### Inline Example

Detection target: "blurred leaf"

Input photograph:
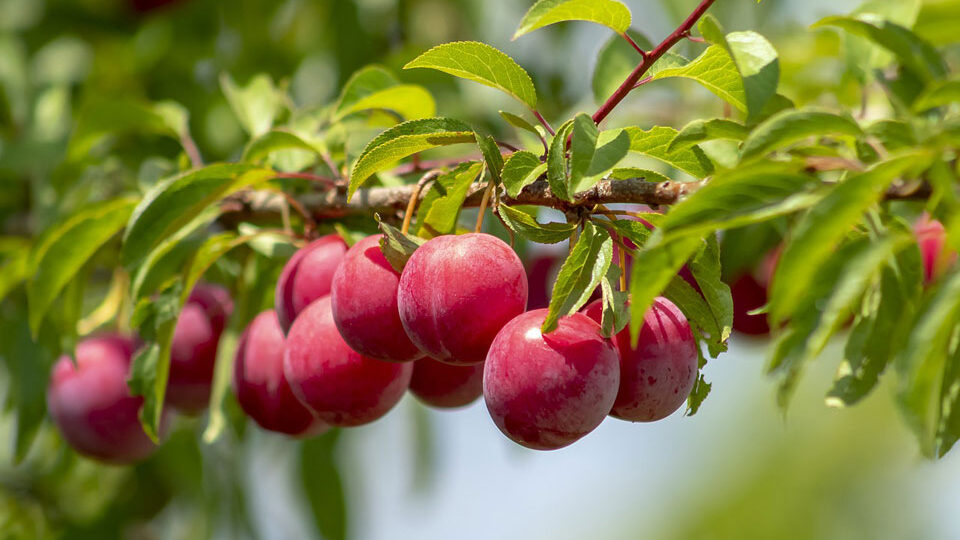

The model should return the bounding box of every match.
[591,29,658,103]
[499,111,543,140]
[669,118,749,152]
[501,151,545,197]
[417,161,483,236]
[912,79,960,112]
[866,119,917,150]
[769,154,928,325]
[335,84,436,122]
[915,0,960,46]
[498,203,577,244]
[220,73,284,138]
[628,235,701,347]
[377,218,425,272]
[542,221,613,333]
[514,0,631,39]
[121,164,273,269]
[243,129,325,163]
[27,197,137,337]
[67,98,179,161]
[404,41,538,108]
[623,126,714,178]
[653,46,748,113]
[336,65,399,116]
[740,109,863,160]
[663,274,725,357]
[0,237,29,304]
[547,119,575,201]
[202,329,239,444]
[301,432,348,540]
[688,234,733,345]
[349,118,475,198]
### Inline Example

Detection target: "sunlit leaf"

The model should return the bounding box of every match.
[542,221,613,333]
[498,203,577,244]
[514,0,632,39]
[623,126,714,178]
[740,109,863,160]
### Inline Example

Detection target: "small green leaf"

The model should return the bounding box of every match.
[336,65,398,114]
[417,162,484,236]
[349,118,476,198]
[687,373,712,416]
[739,109,863,161]
[598,265,629,337]
[669,118,749,151]
[502,151,546,198]
[542,221,613,333]
[220,73,284,138]
[514,0,632,39]
[403,41,538,108]
[130,207,218,302]
[28,197,137,337]
[0,238,30,305]
[243,129,326,163]
[121,164,273,269]
[547,119,575,202]
[913,79,960,112]
[301,433,349,540]
[628,235,702,347]
[499,111,544,139]
[653,46,748,113]
[570,113,599,193]
[591,30,667,103]
[623,126,714,178]
[663,275,724,358]
[609,167,671,184]
[377,217,426,272]
[475,133,504,184]
[498,204,578,244]
[608,218,653,248]
[334,84,436,121]
[688,234,733,346]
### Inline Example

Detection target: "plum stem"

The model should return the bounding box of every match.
[474,170,496,233]
[402,170,442,234]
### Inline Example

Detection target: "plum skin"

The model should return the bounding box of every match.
[397,233,528,365]
[583,297,697,422]
[331,235,423,362]
[275,234,348,333]
[483,310,620,450]
[283,296,413,427]
[915,215,957,285]
[233,310,328,437]
[409,358,483,409]
[47,335,165,464]
[166,282,233,412]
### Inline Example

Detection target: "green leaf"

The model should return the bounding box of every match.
[609,167,671,184]
[301,432,348,540]
[498,204,578,244]
[334,84,436,121]
[502,150,546,198]
[475,133,504,184]
[27,197,137,337]
[417,162,483,236]
[243,129,325,163]
[913,79,960,112]
[349,118,476,198]
[542,221,613,333]
[377,217,426,273]
[653,46,748,113]
[201,330,239,444]
[499,111,543,139]
[514,0,632,39]
[121,164,273,269]
[547,119,575,202]
[669,118,749,152]
[591,30,670,103]
[220,73,284,138]
[739,109,863,161]
[570,119,630,194]
[336,65,398,114]
[598,265,629,337]
[897,269,960,458]
[0,238,30,305]
[687,234,733,346]
[608,218,653,248]
[687,373,712,416]
[623,126,714,178]
[769,154,929,324]
[67,98,180,161]
[698,19,780,120]
[815,14,945,81]
[659,163,818,239]
[628,235,702,347]
[403,41,538,108]
[663,275,724,358]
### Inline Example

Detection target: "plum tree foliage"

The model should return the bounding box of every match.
[3,0,960,536]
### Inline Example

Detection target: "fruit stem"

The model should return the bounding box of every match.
[475,171,496,233]
[402,170,442,234]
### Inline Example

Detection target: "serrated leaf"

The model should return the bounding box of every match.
[27,197,137,337]
[628,235,702,347]
[599,264,629,337]
[417,161,483,236]
[403,41,538,108]
[688,234,733,346]
[609,167,672,184]
[913,79,960,112]
[377,218,426,272]
[623,126,714,178]
[220,73,284,137]
[502,151,546,197]
[769,154,929,324]
[739,109,863,160]
[659,162,818,239]
[514,0,631,39]
[547,119,575,202]
[349,118,476,198]
[542,222,613,333]
[335,84,436,121]
[686,373,712,416]
[608,218,653,248]
[699,19,779,120]
[669,118,749,151]
[243,129,325,163]
[498,204,577,244]
[653,46,748,113]
[571,123,630,194]
[663,274,725,357]
[121,163,273,269]
[476,133,504,183]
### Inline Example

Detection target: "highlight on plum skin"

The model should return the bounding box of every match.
[397,233,528,366]
[283,296,413,427]
[233,310,329,437]
[331,234,423,363]
[483,309,620,451]
[47,335,167,464]
[409,358,483,409]
[275,234,349,333]
[583,297,698,422]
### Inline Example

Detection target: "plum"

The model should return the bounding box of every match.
[47,335,165,464]
[284,297,412,426]
[483,310,620,450]
[915,214,957,285]
[233,310,328,437]
[397,233,527,365]
[330,235,422,362]
[276,234,348,332]
[409,358,483,409]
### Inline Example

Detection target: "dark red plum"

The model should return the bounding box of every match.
[409,358,483,409]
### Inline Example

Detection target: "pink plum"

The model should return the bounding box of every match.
[275,234,348,332]
[409,358,483,409]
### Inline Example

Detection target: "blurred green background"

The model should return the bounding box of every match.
[3,0,960,539]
